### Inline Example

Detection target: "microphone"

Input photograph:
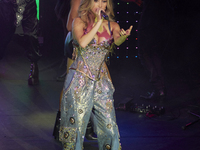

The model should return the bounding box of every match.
[101,11,109,20]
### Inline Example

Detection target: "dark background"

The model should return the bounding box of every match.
[36,0,200,82]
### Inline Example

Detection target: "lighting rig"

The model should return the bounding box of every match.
[112,1,142,62]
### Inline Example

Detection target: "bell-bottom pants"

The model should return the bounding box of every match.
[60,70,121,150]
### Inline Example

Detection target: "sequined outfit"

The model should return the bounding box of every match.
[60,37,121,150]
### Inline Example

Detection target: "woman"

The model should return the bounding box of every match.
[59,0,132,149]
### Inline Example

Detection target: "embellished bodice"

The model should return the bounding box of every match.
[70,38,113,81]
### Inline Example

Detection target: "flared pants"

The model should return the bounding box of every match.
[60,70,121,150]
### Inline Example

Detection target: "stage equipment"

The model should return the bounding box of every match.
[116,99,165,116]
[182,111,200,130]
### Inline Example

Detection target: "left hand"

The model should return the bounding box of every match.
[120,25,133,37]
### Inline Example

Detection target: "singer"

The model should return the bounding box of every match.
[59,0,132,149]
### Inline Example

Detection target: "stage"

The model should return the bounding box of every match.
[0,40,200,150]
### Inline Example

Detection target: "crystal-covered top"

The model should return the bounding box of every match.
[71,37,113,81]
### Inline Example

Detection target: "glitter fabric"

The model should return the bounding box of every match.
[60,37,121,150]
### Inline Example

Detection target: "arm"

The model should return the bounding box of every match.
[112,22,133,46]
[72,18,103,48]
[66,0,81,31]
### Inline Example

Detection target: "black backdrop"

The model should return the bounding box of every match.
[38,0,200,78]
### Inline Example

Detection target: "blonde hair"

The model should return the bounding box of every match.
[78,0,115,27]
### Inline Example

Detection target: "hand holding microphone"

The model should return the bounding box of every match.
[96,8,109,21]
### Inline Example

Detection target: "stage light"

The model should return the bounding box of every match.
[36,0,39,20]
[115,1,142,59]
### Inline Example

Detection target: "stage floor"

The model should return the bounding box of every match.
[1,43,200,150]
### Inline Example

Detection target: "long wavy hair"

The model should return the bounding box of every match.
[78,0,115,28]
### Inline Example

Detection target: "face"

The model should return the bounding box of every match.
[91,0,107,14]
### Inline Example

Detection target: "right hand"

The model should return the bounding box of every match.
[95,8,104,22]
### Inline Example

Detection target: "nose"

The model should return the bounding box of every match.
[99,1,102,8]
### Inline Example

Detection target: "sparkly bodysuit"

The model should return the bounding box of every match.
[60,36,121,150]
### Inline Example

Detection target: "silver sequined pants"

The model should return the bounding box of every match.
[60,70,121,150]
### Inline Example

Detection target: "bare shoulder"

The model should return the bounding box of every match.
[73,17,82,22]
[73,17,84,26]
[110,21,120,30]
